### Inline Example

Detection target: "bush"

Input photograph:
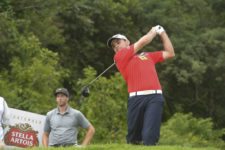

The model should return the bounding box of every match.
[76,67,128,143]
[159,113,225,148]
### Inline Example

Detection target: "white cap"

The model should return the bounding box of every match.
[107,34,128,48]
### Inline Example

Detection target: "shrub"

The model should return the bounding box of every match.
[159,113,225,148]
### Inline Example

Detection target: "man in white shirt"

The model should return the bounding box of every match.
[0,96,10,149]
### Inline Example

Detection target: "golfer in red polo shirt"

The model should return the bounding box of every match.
[107,25,175,145]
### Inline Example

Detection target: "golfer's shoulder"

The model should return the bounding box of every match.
[115,45,134,60]
[69,107,83,115]
[0,96,4,102]
[121,45,134,52]
[46,108,57,117]
[0,97,3,107]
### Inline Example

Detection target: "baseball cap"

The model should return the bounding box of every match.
[107,34,128,48]
[54,88,69,97]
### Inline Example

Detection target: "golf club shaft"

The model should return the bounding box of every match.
[87,62,116,87]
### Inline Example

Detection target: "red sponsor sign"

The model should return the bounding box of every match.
[4,123,39,148]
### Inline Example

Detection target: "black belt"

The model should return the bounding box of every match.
[51,143,75,147]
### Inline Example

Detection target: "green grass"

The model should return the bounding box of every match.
[25,144,219,150]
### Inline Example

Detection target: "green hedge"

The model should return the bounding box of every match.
[159,113,225,149]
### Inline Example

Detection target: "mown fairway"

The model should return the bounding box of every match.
[25,144,219,150]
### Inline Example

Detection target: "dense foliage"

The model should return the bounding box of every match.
[160,113,225,149]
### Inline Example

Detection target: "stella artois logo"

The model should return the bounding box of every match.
[4,123,39,148]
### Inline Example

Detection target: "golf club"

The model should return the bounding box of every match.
[81,62,116,97]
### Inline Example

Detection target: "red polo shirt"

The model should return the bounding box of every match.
[114,44,164,92]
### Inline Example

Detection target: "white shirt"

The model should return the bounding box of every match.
[0,97,10,140]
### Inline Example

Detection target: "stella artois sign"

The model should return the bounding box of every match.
[4,123,39,147]
[4,108,46,148]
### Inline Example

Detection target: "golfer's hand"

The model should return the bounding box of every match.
[155,25,165,35]
[149,27,157,36]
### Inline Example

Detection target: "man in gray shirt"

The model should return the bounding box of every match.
[42,88,95,147]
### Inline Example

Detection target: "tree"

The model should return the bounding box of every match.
[0,14,67,113]
[76,66,127,143]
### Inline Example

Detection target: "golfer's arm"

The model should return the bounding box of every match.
[81,124,95,146]
[134,28,157,53]
[42,132,49,147]
[160,32,175,59]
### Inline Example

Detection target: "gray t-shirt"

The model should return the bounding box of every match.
[43,106,90,146]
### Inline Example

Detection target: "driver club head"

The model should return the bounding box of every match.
[81,86,90,97]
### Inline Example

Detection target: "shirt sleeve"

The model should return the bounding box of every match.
[147,51,164,64]
[43,114,51,133]
[77,112,90,129]
[2,99,10,127]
